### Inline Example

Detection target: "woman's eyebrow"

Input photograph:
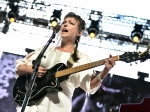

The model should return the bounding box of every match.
[69,20,76,23]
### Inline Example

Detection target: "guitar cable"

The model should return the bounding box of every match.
[7,93,19,112]
[7,76,30,112]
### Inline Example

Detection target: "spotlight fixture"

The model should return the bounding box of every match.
[131,24,144,43]
[50,9,62,28]
[0,11,7,22]
[87,10,102,38]
[2,23,9,34]
[88,20,99,38]
[7,3,19,23]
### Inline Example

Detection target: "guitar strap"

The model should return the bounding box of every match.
[67,50,80,68]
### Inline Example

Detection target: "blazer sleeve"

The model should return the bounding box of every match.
[68,53,101,94]
[15,47,43,78]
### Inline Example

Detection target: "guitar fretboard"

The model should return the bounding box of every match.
[55,55,119,78]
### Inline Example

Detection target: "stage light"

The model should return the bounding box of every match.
[8,12,16,22]
[50,9,62,28]
[132,36,139,43]
[0,11,7,22]
[88,20,99,38]
[51,20,58,27]
[7,3,19,23]
[2,23,9,34]
[131,24,144,43]
[89,32,96,38]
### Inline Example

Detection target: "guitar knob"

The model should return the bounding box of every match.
[135,62,138,64]
[43,55,46,58]
[51,82,54,85]
[130,63,132,66]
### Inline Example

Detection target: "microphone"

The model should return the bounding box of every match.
[25,48,35,53]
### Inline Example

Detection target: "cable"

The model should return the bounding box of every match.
[80,92,89,112]
[7,94,19,112]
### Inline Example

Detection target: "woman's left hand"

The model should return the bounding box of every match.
[104,54,116,71]
[101,54,116,78]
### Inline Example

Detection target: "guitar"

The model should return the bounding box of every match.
[13,49,150,105]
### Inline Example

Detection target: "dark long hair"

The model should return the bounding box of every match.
[64,12,86,62]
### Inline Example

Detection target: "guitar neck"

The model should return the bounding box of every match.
[55,55,119,78]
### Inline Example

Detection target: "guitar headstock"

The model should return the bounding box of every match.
[119,49,150,63]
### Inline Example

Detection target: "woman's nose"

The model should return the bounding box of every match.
[61,23,67,29]
[62,22,68,27]
[63,23,67,27]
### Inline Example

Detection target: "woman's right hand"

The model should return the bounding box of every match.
[37,66,47,78]
[27,65,47,78]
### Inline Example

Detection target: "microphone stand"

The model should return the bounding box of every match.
[20,27,58,112]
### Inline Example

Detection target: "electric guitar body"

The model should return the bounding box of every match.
[13,63,68,105]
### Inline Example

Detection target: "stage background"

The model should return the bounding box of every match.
[0,52,24,112]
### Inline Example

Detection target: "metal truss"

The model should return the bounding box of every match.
[0,0,150,49]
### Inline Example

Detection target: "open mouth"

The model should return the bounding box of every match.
[62,28,68,33]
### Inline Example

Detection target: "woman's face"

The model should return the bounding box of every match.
[60,17,81,41]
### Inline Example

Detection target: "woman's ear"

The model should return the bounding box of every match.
[77,31,82,36]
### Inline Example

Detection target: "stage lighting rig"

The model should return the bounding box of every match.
[131,24,144,43]
[6,2,19,23]
[50,9,62,28]
[88,20,100,38]
[87,11,102,38]
[0,11,7,22]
